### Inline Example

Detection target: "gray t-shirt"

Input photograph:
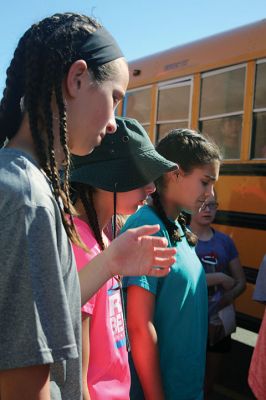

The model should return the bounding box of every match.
[253,254,266,303]
[0,148,82,399]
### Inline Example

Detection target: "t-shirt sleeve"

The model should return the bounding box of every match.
[225,235,239,262]
[253,255,266,302]
[0,205,79,370]
[121,208,165,295]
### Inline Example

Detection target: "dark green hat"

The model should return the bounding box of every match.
[70,116,177,192]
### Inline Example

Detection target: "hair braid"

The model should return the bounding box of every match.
[178,213,197,246]
[41,55,58,181]
[33,14,100,248]
[77,184,105,251]
[0,29,33,145]
[53,64,82,246]
[151,191,182,246]
[38,53,81,247]
[25,26,48,170]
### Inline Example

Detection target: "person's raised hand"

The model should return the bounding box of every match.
[102,224,176,277]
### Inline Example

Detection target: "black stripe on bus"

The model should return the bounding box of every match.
[236,312,262,333]
[214,210,266,230]
[243,266,257,285]
[220,163,266,176]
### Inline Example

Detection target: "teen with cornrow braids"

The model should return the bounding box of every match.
[122,129,222,400]
[0,13,176,400]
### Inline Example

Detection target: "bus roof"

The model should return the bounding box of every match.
[128,19,266,87]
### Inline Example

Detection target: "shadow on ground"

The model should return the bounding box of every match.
[210,339,256,400]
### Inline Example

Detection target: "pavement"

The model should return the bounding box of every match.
[209,328,258,400]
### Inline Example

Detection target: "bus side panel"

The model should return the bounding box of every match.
[216,175,266,215]
[235,283,265,320]
[212,224,266,270]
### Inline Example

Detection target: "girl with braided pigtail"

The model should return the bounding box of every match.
[0,14,176,400]
[151,190,197,246]
[123,128,222,400]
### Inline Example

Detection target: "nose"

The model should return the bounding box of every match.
[210,186,215,197]
[204,203,211,211]
[145,182,156,195]
[106,116,117,134]
[205,185,214,199]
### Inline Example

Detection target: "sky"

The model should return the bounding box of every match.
[0,0,266,93]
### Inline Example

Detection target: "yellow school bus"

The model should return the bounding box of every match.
[119,20,266,332]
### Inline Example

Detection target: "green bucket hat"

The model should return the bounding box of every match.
[70,116,177,192]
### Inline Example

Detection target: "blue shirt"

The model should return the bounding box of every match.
[122,205,207,400]
[195,229,239,316]
[195,229,238,276]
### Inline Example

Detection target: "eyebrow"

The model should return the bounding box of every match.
[114,89,125,100]
[204,174,217,181]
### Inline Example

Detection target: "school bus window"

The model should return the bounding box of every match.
[254,62,266,109]
[157,121,189,142]
[122,87,152,125]
[199,115,242,160]
[199,66,245,160]
[156,80,191,142]
[200,67,245,117]
[251,112,266,159]
[158,84,190,120]
[251,62,266,159]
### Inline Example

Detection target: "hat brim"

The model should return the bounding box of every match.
[70,149,177,192]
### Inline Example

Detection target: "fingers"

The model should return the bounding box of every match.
[153,247,176,258]
[147,236,168,247]
[147,251,176,277]
[129,225,171,247]
[137,234,169,248]
[152,255,176,268]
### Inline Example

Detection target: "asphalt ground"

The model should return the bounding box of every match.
[209,328,258,400]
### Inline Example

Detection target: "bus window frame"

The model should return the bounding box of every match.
[199,63,247,161]
[156,76,193,142]
[122,84,153,130]
[200,63,246,118]
[251,59,266,160]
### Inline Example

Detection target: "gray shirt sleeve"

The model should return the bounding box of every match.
[0,203,79,370]
[253,254,266,303]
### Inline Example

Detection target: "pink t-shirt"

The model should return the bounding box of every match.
[72,217,130,400]
[248,309,266,400]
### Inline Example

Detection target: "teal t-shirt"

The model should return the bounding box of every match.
[122,205,208,400]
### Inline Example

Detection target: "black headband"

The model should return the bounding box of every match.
[79,27,124,67]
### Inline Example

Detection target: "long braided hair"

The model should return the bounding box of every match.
[152,129,222,247]
[72,183,105,251]
[0,13,119,247]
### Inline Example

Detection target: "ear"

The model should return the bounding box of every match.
[168,169,179,182]
[65,60,88,98]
